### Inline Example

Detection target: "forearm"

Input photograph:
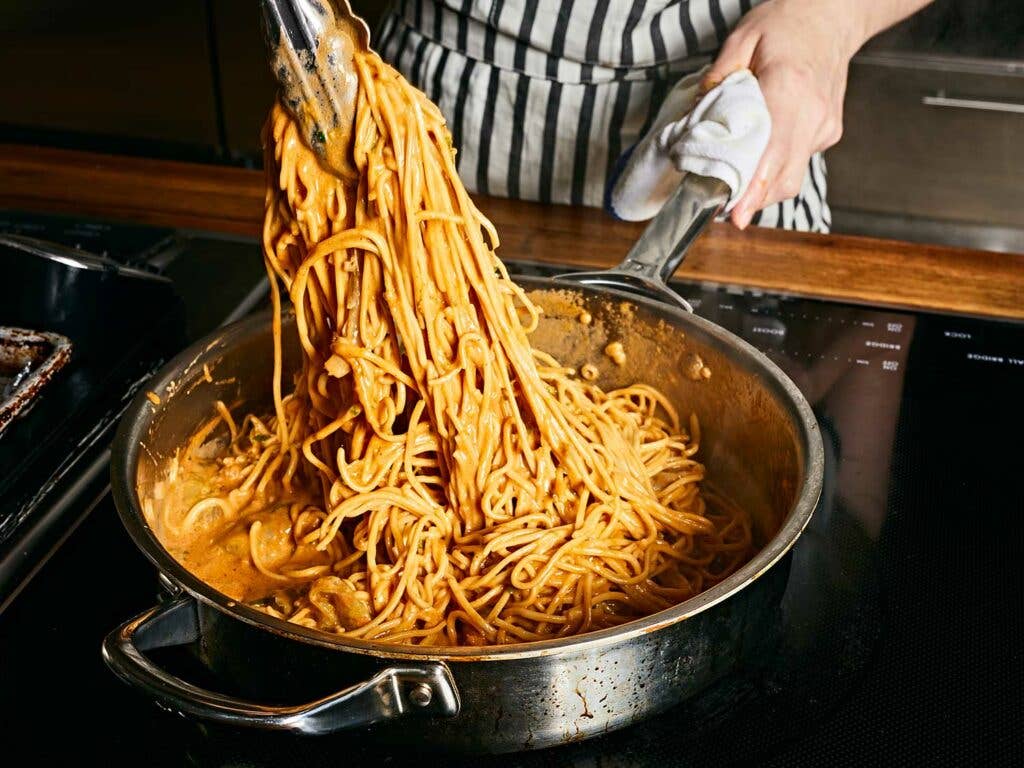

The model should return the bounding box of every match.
[816,0,936,56]
[854,0,934,42]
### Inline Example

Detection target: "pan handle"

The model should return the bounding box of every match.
[101,597,460,735]
[618,173,731,286]
[557,174,730,312]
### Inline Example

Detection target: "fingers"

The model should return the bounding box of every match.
[731,146,813,229]
[703,28,761,92]
[730,145,777,229]
[705,4,851,231]
[767,160,811,210]
[731,142,813,229]
[729,65,821,229]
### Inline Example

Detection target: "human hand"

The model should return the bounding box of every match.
[607,69,770,222]
[704,0,864,229]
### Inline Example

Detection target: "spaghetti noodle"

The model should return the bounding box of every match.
[146,51,752,646]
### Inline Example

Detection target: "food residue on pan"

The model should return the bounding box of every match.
[146,391,162,406]
[604,342,626,366]
[685,353,712,381]
[580,363,599,381]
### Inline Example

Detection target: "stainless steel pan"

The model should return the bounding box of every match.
[104,0,819,750]
[103,272,823,752]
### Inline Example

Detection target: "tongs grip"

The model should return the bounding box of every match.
[260,0,371,179]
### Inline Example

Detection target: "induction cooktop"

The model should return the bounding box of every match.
[0,219,1021,767]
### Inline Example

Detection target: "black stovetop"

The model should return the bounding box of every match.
[0,212,268,606]
[1,222,1022,767]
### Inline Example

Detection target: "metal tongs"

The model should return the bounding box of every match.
[557,174,730,313]
[259,0,372,179]
[259,1,727,310]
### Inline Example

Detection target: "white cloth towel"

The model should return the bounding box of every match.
[608,67,772,221]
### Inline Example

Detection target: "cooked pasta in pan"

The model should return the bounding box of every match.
[145,49,752,646]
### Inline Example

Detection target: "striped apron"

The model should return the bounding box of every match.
[376,0,831,232]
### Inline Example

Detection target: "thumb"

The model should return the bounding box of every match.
[703,30,760,92]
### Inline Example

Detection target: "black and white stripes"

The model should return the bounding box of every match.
[375,0,831,231]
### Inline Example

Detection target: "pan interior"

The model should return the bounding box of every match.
[128,280,807,655]
[523,285,801,550]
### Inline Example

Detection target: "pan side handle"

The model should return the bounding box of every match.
[101,597,460,735]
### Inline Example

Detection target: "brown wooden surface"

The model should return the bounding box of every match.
[2,143,1022,319]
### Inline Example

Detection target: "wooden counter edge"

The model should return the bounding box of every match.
[2,143,1022,320]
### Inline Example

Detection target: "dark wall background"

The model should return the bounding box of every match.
[0,0,388,164]
[0,1,221,157]
[870,0,1023,57]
